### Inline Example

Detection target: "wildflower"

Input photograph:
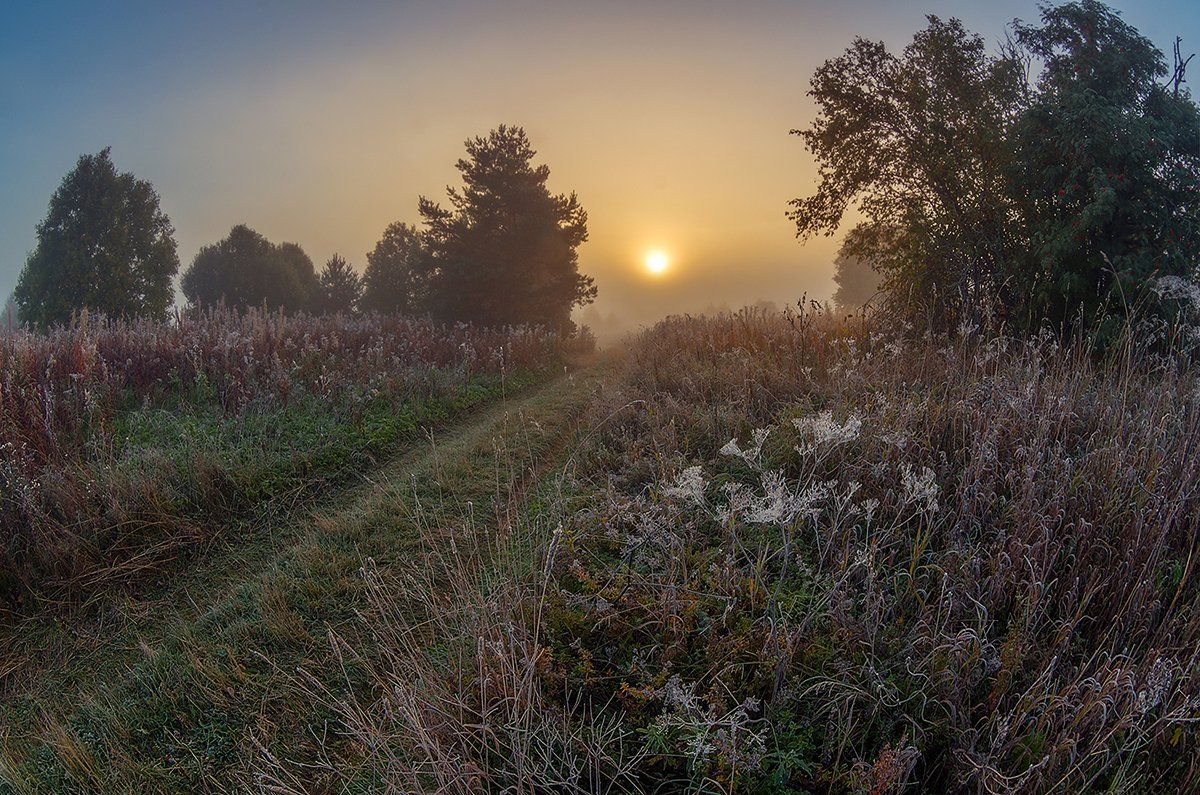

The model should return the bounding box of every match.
[900,463,939,514]
[720,427,770,466]
[1137,657,1177,715]
[741,470,831,525]
[665,465,707,507]
[1152,275,1200,311]
[794,409,861,454]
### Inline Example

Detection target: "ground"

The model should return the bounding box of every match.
[0,356,613,793]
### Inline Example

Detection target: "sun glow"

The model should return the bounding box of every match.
[644,250,670,275]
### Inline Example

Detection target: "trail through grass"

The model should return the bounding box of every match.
[0,356,613,793]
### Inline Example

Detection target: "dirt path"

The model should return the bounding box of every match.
[0,357,614,794]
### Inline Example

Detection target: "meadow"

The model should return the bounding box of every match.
[259,309,1200,793]
[3,308,1200,793]
[0,309,570,606]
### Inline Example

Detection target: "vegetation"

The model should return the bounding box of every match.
[361,221,428,314]
[0,309,570,606]
[0,355,604,793]
[831,228,883,313]
[315,254,363,314]
[2,3,1198,793]
[180,225,320,313]
[417,125,596,332]
[14,149,178,328]
[791,1,1199,336]
[283,308,1200,792]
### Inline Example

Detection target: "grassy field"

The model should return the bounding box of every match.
[4,309,1200,793]
[0,347,609,792]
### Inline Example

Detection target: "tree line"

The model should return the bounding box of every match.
[811,0,1199,340]
[14,126,594,332]
[12,1,1198,341]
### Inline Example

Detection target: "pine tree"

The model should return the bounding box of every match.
[418,125,595,331]
[316,254,363,314]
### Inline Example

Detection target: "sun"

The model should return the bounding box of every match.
[644,250,670,275]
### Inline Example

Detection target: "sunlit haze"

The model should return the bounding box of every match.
[645,250,670,276]
[2,0,1195,336]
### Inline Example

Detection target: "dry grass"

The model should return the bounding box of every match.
[279,308,1200,792]
[0,308,572,607]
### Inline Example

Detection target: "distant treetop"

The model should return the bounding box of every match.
[181,225,319,313]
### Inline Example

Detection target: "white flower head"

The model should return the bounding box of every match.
[901,463,939,514]
[793,410,861,454]
[720,427,771,466]
[665,465,707,507]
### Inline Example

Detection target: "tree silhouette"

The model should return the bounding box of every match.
[316,254,363,314]
[361,222,430,314]
[789,17,1025,329]
[1,295,16,331]
[181,225,318,313]
[15,148,179,327]
[792,3,1200,334]
[418,125,595,331]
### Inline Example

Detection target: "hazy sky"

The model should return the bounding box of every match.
[2,1,1197,331]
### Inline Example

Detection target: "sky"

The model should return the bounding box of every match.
[2,0,1197,333]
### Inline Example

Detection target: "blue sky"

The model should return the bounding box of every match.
[2,0,1197,326]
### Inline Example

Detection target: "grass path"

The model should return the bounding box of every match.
[0,356,614,794]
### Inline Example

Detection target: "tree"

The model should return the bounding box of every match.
[1007,1,1200,333]
[276,242,321,310]
[14,148,179,327]
[793,3,1200,336]
[832,226,884,312]
[316,254,363,314]
[181,225,318,313]
[418,125,596,331]
[361,222,430,314]
[2,295,16,331]
[789,17,1026,329]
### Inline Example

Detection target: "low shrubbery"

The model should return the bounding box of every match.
[315,309,1200,792]
[0,308,571,606]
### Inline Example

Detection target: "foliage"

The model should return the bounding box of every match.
[545,310,1200,790]
[180,225,319,313]
[2,295,16,331]
[1007,0,1200,334]
[418,125,596,331]
[14,149,179,327]
[789,17,1025,329]
[361,221,430,314]
[792,2,1200,335]
[315,254,363,314]
[303,309,1200,792]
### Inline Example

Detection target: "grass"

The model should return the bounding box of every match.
[0,308,571,605]
[0,355,612,793]
[6,307,1200,793]
[272,308,1200,793]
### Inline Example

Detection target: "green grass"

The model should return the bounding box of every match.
[0,359,611,794]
